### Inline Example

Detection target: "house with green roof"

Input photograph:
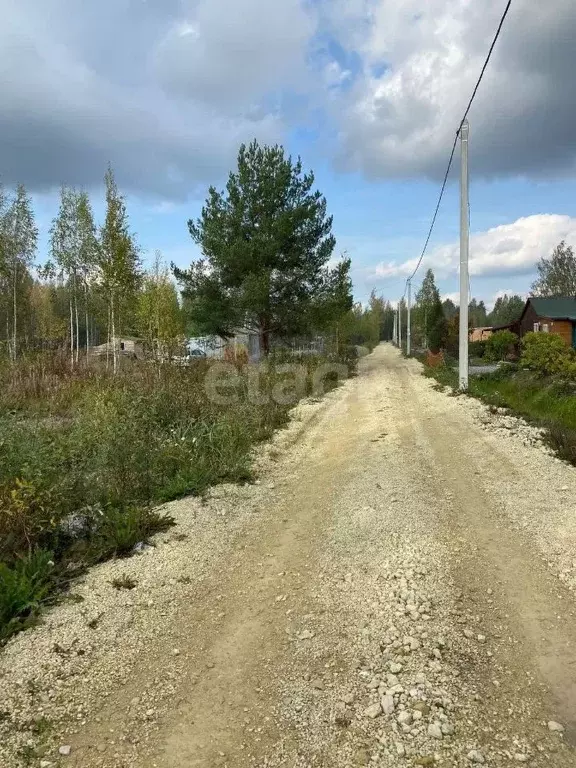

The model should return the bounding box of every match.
[519,297,576,348]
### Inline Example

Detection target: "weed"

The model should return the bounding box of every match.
[0,551,54,644]
[87,614,102,629]
[110,574,138,590]
[0,353,353,642]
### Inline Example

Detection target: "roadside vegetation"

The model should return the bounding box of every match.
[422,332,576,466]
[0,349,352,643]
[0,141,373,645]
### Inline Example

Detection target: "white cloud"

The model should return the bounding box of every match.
[441,292,460,305]
[324,0,576,179]
[370,214,576,281]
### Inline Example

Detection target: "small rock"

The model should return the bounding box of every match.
[463,629,474,639]
[397,710,413,726]
[297,629,314,641]
[96,743,107,753]
[413,701,431,716]
[381,694,395,715]
[514,755,529,763]
[40,762,53,768]
[441,723,454,736]
[477,634,486,643]
[467,750,485,764]
[395,742,406,757]
[342,692,355,705]
[172,648,181,656]
[58,746,72,757]
[389,662,403,674]
[548,721,564,732]
[311,678,324,690]
[427,722,443,740]
[364,702,382,719]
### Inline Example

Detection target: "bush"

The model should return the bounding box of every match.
[468,340,486,359]
[520,332,575,376]
[485,330,517,361]
[0,550,55,643]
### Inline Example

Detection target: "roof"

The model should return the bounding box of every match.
[524,296,576,321]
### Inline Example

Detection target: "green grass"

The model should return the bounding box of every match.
[424,363,576,465]
[0,351,352,644]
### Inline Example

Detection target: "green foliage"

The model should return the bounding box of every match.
[0,550,54,643]
[468,340,486,359]
[485,330,517,361]
[427,294,447,353]
[137,252,184,358]
[468,298,488,327]
[520,331,575,376]
[413,269,446,351]
[424,361,576,468]
[487,294,524,326]
[337,293,394,350]
[532,240,576,297]
[0,351,353,641]
[175,141,351,353]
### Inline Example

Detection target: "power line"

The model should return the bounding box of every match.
[405,0,512,288]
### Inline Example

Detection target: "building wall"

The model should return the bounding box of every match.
[520,303,573,346]
[546,319,573,346]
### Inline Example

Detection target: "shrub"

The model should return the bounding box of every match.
[520,332,575,376]
[468,340,486,359]
[485,330,517,361]
[0,351,354,642]
[0,550,54,643]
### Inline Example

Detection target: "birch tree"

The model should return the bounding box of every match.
[138,252,184,360]
[2,185,37,360]
[98,166,141,372]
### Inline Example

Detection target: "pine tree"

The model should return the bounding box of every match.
[175,141,349,354]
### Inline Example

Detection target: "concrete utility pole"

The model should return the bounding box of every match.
[398,299,402,352]
[407,279,412,356]
[459,119,470,390]
[393,311,397,345]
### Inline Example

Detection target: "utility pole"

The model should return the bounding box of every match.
[398,299,402,352]
[407,279,412,356]
[393,311,397,345]
[459,119,470,390]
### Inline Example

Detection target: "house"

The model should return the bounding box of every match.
[187,329,261,362]
[469,326,493,343]
[519,297,576,348]
[89,337,145,360]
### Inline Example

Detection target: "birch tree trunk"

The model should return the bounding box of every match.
[12,259,17,362]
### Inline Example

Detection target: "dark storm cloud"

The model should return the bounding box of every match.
[0,0,311,198]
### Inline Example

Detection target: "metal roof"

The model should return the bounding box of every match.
[527,297,576,321]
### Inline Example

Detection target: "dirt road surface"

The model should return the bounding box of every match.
[3,344,576,768]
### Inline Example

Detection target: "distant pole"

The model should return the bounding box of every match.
[393,311,397,345]
[459,119,470,390]
[407,279,412,356]
[398,299,402,352]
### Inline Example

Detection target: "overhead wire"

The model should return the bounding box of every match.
[403,0,513,291]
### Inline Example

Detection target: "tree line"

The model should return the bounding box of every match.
[3,136,573,366]
[0,168,185,368]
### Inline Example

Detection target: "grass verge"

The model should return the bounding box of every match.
[422,363,576,465]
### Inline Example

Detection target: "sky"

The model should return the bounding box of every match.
[1,0,576,309]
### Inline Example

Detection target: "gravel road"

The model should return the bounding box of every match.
[2,343,576,767]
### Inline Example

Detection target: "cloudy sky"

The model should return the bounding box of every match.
[1,0,576,307]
